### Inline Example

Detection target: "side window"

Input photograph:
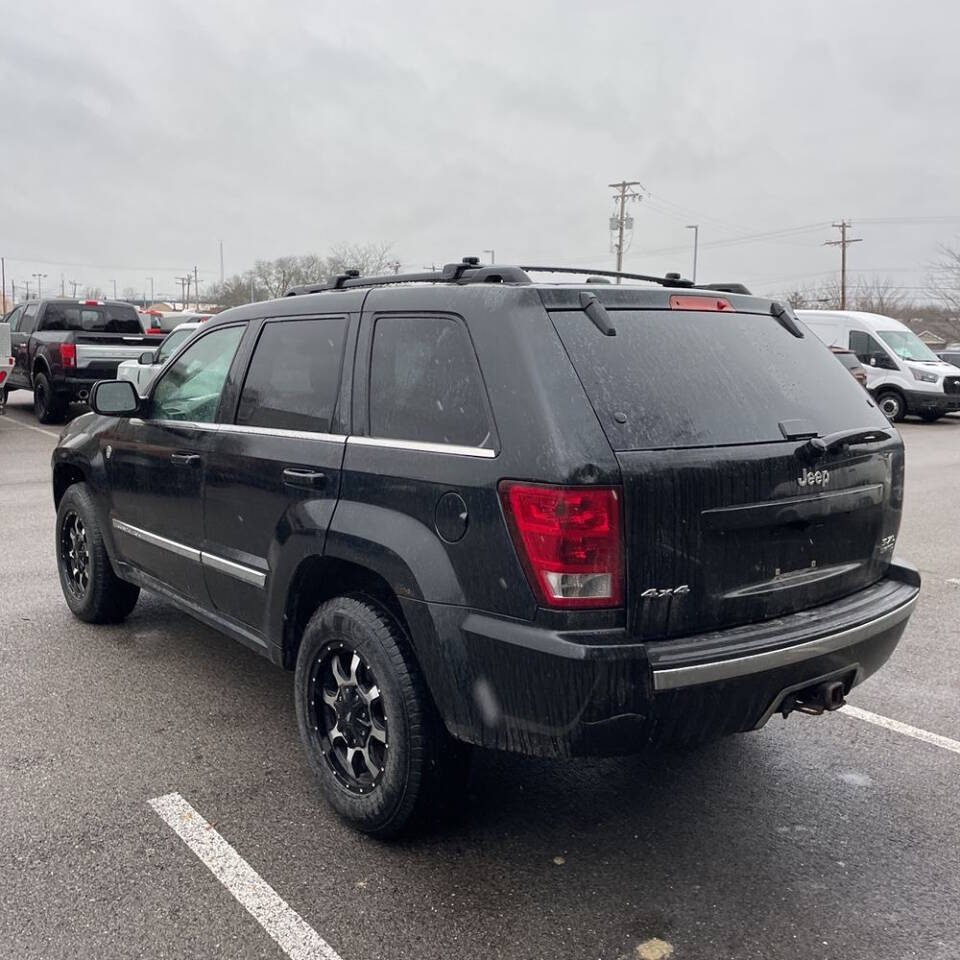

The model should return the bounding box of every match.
[6,307,24,332]
[151,325,245,423]
[369,315,492,448]
[849,331,894,368]
[20,304,38,335]
[237,317,347,433]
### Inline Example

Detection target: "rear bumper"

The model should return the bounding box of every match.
[56,374,108,399]
[404,561,920,758]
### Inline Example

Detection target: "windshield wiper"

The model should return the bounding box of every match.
[803,427,893,457]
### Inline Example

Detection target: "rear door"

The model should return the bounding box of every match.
[201,314,352,631]
[549,299,902,640]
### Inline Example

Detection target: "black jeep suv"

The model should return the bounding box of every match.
[51,259,920,836]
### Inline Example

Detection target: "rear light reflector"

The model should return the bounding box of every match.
[669,295,733,311]
[60,343,76,368]
[0,370,6,385]
[499,482,623,608]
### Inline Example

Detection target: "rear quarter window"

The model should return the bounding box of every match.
[368,315,493,448]
[551,308,887,450]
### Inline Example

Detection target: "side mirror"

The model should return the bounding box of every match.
[139,350,157,365]
[90,379,140,417]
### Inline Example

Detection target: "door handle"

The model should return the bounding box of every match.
[170,453,201,467]
[282,467,327,489]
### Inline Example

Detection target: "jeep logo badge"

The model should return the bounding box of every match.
[798,468,829,487]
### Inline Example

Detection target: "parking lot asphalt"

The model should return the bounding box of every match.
[1,393,958,960]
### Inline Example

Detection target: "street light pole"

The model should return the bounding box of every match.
[483,249,495,264]
[32,273,47,297]
[685,225,699,283]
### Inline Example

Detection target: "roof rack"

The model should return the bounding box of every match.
[284,256,711,296]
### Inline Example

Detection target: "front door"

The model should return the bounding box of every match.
[202,315,351,630]
[107,323,247,601]
[9,304,36,389]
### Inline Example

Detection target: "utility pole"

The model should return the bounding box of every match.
[1,258,5,310]
[824,220,862,310]
[112,279,117,299]
[149,277,154,303]
[70,280,79,297]
[685,225,699,283]
[194,265,199,309]
[184,275,192,310]
[249,275,255,303]
[219,241,224,285]
[60,273,65,296]
[608,180,643,283]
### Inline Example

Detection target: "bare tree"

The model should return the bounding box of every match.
[851,275,912,317]
[928,243,960,313]
[325,242,393,277]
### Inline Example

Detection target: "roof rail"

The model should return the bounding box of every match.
[284,257,531,296]
[519,265,695,288]
[283,257,726,296]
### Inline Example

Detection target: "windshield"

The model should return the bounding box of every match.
[878,329,940,362]
[157,328,193,362]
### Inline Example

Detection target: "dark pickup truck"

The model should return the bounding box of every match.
[4,299,165,422]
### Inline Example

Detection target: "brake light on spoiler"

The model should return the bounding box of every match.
[499,482,623,608]
[669,295,733,311]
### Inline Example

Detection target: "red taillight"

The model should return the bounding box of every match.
[669,295,733,311]
[147,327,163,334]
[0,370,5,385]
[499,482,623,608]
[60,343,76,368]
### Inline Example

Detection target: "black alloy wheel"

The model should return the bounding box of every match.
[309,644,388,794]
[59,510,90,601]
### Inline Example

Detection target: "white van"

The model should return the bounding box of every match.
[797,310,960,422]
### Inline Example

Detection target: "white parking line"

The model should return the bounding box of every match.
[148,792,343,960]
[0,415,60,439]
[842,704,960,756]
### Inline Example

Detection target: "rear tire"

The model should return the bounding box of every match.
[56,483,140,623]
[875,390,905,422]
[33,372,66,424]
[295,595,468,838]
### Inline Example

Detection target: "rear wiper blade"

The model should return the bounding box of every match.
[804,427,893,457]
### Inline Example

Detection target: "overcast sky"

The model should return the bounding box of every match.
[1,0,958,302]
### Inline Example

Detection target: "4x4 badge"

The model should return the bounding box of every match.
[641,584,691,600]
[798,468,829,487]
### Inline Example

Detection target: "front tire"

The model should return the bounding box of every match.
[295,596,468,838]
[875,389,905,422]
[33,372,66,424]
[56,483,140,623]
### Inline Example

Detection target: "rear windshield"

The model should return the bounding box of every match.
[41,302,141,334]
[551,309,885,450]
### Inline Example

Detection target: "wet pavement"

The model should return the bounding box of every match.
[1,394,958,960]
